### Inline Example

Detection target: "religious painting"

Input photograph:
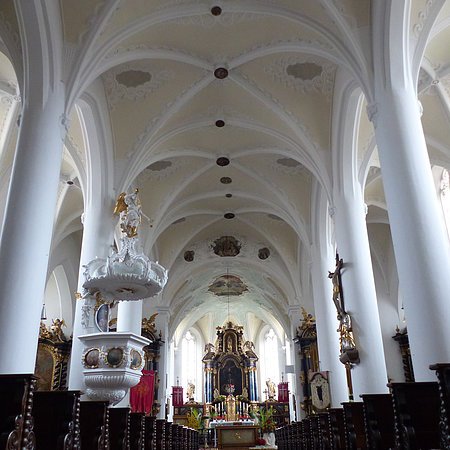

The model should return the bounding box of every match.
[35,346,54,391]
[95,303,109,332]
[219,359,243,396]
[211,236,241,257]
[208,274,248,296]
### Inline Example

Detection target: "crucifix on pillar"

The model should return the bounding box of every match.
[328,253,359,401]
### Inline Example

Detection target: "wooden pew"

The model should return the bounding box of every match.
[342,402,367,449]
[360,393,395,450]
[310,414,321,449]
[302,417,311,450]
[389,381,441,449]
[109,407,130,450]
[129,412,144,449]
[32,390,81,449]
[0,374,36,449]
[143,416,156,450]
[155,418,166,450]
[318,413,331,450]
[328,408,346,450]
[164,421,172,450]
[79,400,109,450]
[430,363,450,448]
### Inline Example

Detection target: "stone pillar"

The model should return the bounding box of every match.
[114,300,144,408]
[204,365,213,404]
[310,243,348,406]
[68,200,115,390]
[333,192,389,395]
[154,306,170,418]
[117,301,143,334]
[0,91,65,374]
[371,87,450,379]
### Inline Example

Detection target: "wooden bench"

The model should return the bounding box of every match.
[129,412,144,449]
[318,412,331,450]
[0,374,36,449]
[79,400,109,450]
[32,390,81,449]
[342,401,367,449]
[430,363,450,448]
[329,408,346,450]
[143,416,156,449]
[109,407,130,450]
[155,418,166,450]
[389,381,441,449]
[360,393,395,450]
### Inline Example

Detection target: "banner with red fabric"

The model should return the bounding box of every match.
[278,382,289,403]
[130,370,155,414]
[172,386,184,406]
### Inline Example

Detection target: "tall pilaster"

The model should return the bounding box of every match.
[310,244,348,406]
[68,200,115,390]
[0,91,65,374]
[154,306,170,418]
[333,192,389,395]
[371,86,450,379]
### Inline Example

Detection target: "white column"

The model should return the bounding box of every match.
[154,306,170,419]
[0,92,65,374]
[286,306,302,420]
[372,86,450,379]
[333,192,389,395]
[68,201,115,390]
[310,244,348,406]
[114,300,144,408]
[117,300,143,334]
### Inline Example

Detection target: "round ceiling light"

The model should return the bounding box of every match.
[220,177,232,184]
[215,119,225,128]
[211,6,222,16]
[214,67,228,79]
[225,193,232,198]
[224,213,235,219]
[216,157,230,167]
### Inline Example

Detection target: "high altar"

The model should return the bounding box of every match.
[203,322,259,409]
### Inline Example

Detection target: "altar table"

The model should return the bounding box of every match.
[217,424,259,449]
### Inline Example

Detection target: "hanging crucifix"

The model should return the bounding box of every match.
[328,252,360,401]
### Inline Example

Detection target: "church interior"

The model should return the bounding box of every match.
[0,1,449,449]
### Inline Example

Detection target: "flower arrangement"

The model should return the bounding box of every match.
[251,406,277,433]
[187,407,203,430]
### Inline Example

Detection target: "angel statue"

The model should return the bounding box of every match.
[113,189,142,238]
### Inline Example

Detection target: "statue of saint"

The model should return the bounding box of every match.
[213,388,220,400]
[339,312,356,352]
[266,378,276,400]
[186,382,195,401]
[114,189,142,238]
[226,336,233,352]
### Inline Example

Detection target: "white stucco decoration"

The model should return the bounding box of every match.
[79,332,150,404]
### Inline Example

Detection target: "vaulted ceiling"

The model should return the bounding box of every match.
[1,1,450,343]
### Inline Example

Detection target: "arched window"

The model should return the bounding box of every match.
[180,329,202,402]
[259,328,280,398]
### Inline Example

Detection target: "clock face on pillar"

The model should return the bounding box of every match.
[310,371,331,411]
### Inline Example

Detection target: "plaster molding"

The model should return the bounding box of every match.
[103,62,174,109]
[264,56,336,99]
[413,0,435,37]
[366,102,378,128]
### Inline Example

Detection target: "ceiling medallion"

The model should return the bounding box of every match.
[225,193,232,198]
[258,247,270,260]
[224,213,235,219]
[211,6,222,16]
[184,250,195,262]
[214,67,229,79]
[212,236,241,257]
[208,274,248,296]
[215,119,225,127]
[220,177,232,184]
[216,157,230,167]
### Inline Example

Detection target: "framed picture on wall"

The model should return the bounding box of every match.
[95,303,109,332]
